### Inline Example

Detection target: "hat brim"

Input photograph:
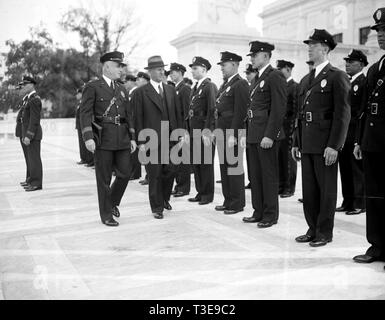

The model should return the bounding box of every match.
[144,64,168,70]
[371,22,385,30]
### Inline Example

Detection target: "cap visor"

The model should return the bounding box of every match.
[371,22,385,30]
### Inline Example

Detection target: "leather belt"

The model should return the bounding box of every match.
[214,109,234,120]
[95,115,127,125]
[299,112,333,122]
[188,109,206,119]
[246,109,268,119]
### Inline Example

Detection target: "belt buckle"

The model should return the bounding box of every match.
[247,109,253,119]
[114,115,121,125]
[214,109,218,120]
[371,103,378,115]
[189,109,194,118]
[306,112,312,122]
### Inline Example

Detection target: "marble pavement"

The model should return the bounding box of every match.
[0,119,384,300]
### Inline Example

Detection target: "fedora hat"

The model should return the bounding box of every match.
[145,56,168,70]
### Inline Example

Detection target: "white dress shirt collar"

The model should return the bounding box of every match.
[129,86,137,95]
[287,76,293,83]
[225,73,238,83]
[23,90,36,101]
[150,79,163,94]
[314,60,329,78]
[258,63,271,77]
[350,71,364,83]
[196,76,209,89]
[103,74,113,87]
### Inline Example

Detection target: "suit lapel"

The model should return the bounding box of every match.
[164,84,172,116]
[144,83,163,112]
[309,63,331,90]
[99,78,114,96]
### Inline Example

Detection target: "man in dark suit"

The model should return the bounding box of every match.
[75,87,94,167]
[17,76,43,192]
[336,50,368,215]
[187,57,218,205]
[15,96,30,188]
[214,51,249,215]
[353,8,385,269]
[292,29,351,247]
[80,51,137,227]
[168,63,192,198]
[133,56,183,219]
[277,60,298,198]
[241,41,287,228]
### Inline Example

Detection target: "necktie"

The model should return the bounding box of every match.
[110,81,115,90]
[309,69,316,85]
[254,71,260,81]
[158,84,164,99]
[192,82,198,95]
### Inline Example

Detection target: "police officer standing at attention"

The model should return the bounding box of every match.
[292,29,351,247]
[168,62,192,198]
[214,51,249,215]
[80,51,137,227]
[187,57,218,206]
[18,76,43,192]
[276,60,298,199]
[241,41,287,228]
[353,8,385,268]
[336,49,368,215]
[75,87,94,167]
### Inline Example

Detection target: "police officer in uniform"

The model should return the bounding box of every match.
[277,60,298,198]
[336,49,368,215]
[80,51,137,227]
[75,87,94,167]
[292,29,351,247]
[18,76,43,192]
[214,51,249,215]
[15,91,30,188]
[168,63,192,197]
[353,8,385,268]
[241,41,287,228]
[187,57,218,205]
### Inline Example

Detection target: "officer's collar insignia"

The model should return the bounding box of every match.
[354,85,359,92]
[377,10,382,21]
[321,79,327,88]
[199,89,202,95]
[193,57,197,63]
[226,86,231,92]
[121,91,125,98]
[260,80,265,88]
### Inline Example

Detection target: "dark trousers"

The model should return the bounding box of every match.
[339,141,365,209]
[301,153,338,240]
[94,149,131,222]
[26,139,43,187]
[130,148,142,180]
[278,135,297,194]
[246,147,251,186]
[77,128,94,164]
[20,137,30,183]
[191,139,215,202]
[362,151,385,260]
[174,164,191,194]
[217,139,245,210]
[248,143,280,222]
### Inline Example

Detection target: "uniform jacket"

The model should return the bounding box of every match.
[175,81,191,130]
[357,57,385,152]
[21,92,43,141]
[187,78,218,132]
[15,103,24,138]
[133,82,183,147]
[80,77,135,151]
[283,79,299,137]
[294,63,351,154]
[75,102,81,130]
[246,65,287,144]
[214,74,249,137]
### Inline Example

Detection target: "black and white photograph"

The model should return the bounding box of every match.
[0,0,385,306]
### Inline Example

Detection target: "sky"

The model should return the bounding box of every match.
[0,0,276,69]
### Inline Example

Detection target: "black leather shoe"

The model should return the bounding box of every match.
[199,200,211,205]
[215,205,227,211]
[153,212,164,219]
[188,197,201,202]
[85,162,94,167]
[257,221,277,228]
[103,218,119,227]
[280,192,294,198]
[171,190,177,195]
[139,179,149,185]
[336,206,353,212]
[25,186,42,192]
[164,201,172,211]
[242,216,261,223]
[295,235,315,243]
[346,208,365,215]
[216,180,222,184]
[112,206,120,218]
[174,192,189,198]
[245,183,251,189]
[20,181,29,187]
[309,238,332,247]
[353,254,378,264]
[224,209,243,215]
[298,198,303,203]
[77,161,86,165]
